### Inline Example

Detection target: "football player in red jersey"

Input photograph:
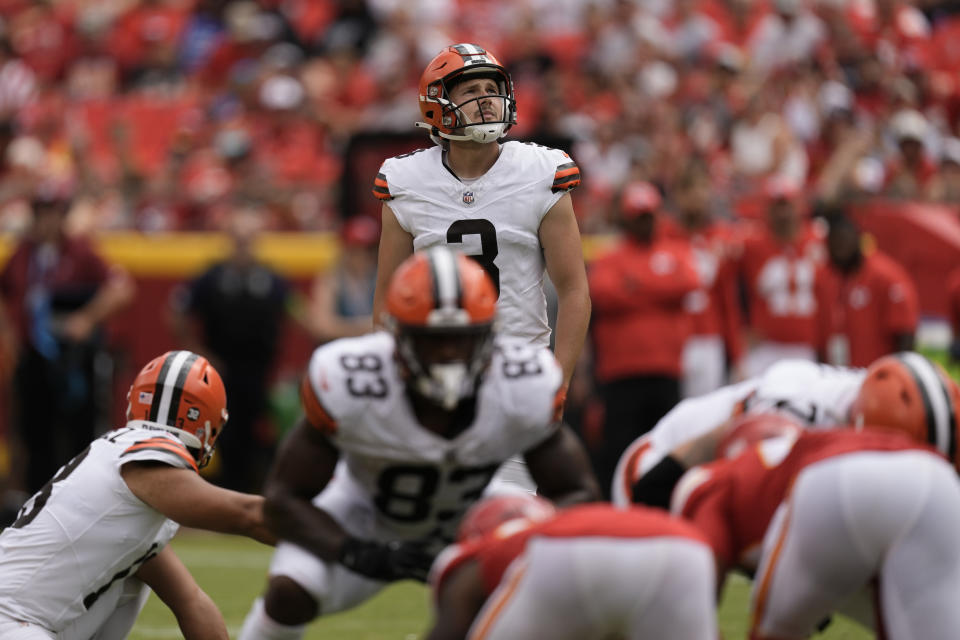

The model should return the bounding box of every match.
[665,415,960,639]
[426,495,717,640]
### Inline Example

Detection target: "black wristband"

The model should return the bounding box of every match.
[338,537,390,580]
[630,454,687,509]
[337,537,434,583]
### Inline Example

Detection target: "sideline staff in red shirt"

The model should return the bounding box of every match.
[814,212,917,367]
[587,181,699,496]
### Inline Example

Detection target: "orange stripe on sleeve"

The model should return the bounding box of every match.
[373,172,393,201]
[131,436,184,447]
[123,442,199,472]
[125,436,191,454]
[469,561,528,640]
[300,376,338,435]
[620,438,652,504]
[551,162,581,192]
[551,179,580,192]
[750,501,794,633]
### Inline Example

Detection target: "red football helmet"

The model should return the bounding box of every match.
[385,247,497,410]
[716,412,803,460]
[850,352,960,467]
[126,350,228,468]
[457,494,556,543]
[416,43,516,144]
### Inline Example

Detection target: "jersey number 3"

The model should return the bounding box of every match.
[447,219,499,296]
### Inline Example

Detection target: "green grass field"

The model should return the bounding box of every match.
[127,350,959,638]
[131,531,873,639]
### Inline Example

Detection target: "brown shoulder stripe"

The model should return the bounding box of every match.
[552,162,581,192]
[122,441,199,472]
[373,172,393,201]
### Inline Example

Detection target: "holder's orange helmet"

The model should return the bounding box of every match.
[850,352,960,468]
[126,350,228,468]
[416,43,516,145]
[385,247,497,411]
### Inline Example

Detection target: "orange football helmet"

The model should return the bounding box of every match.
[126,350,228,468]
[457,494,556,543]
[850,352,960,467]
[717,412,803,460]
[385,247,497,410]
[416,43,516,144]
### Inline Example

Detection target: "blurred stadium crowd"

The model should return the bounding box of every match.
[3,3,960,635]
[0,0,956,234]
[0,0,958,498]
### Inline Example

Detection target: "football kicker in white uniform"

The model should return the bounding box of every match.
[372,44,591,495]
[239,248,600,640]
[376,140,577,348]
[0,351,273,640]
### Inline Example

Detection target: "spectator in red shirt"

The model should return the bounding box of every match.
[587,181,699,496]
[926,137,960,203]
[0,193,134,494]
[814,212,918,367]
[736,177,826,377]
[666,166,744,397]
[947,266,960,365]
[883,108,937,199]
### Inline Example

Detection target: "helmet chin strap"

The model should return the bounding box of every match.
[415,121,508,144]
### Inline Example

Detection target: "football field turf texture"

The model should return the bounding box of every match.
[131,531,872,639]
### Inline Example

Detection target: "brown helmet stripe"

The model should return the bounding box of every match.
[148,351,198,426]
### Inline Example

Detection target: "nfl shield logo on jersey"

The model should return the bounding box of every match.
[462,191,475,205]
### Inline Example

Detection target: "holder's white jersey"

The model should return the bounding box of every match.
[0,426,192,631]
[301,331,564,542]
[743,360,866,427]
[375,142,580,347]
[613,360,867,505]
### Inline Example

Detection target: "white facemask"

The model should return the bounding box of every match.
[416,362,470,410]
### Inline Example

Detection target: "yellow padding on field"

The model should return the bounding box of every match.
[0,232,615,278]
[0,232,341,278]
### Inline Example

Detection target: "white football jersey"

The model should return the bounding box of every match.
[0,426,193,631]
[375,142,580,347]
[623,360,866,487]
[303,331,563,542]
[744,359,866,427]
